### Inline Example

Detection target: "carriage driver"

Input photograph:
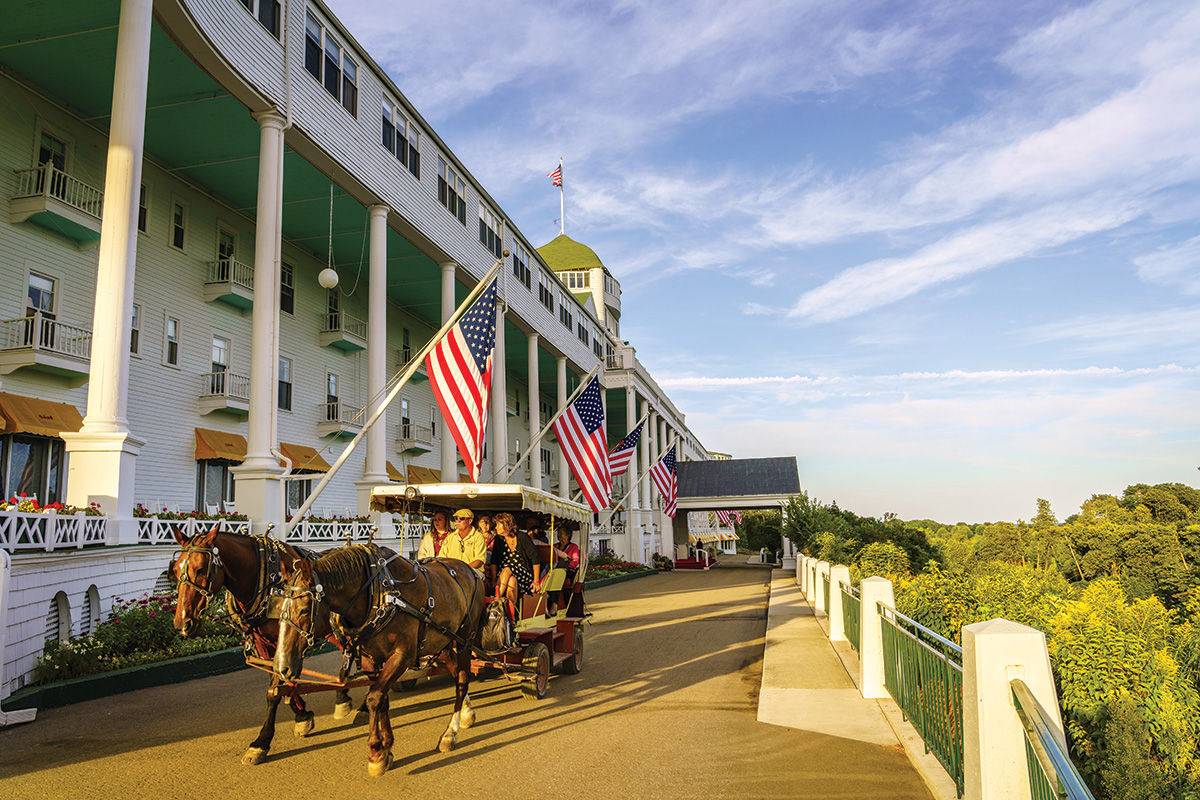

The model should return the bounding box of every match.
[439,508,487,579]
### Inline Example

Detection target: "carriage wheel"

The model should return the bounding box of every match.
[398,678,418,691]
[521,642,550,700]
[561,622,583,675]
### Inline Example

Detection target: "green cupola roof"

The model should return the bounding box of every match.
[537,234,604,272]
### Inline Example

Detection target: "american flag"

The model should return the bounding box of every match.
[547,165,562,187]
[650,445,677,518]
[425,278,497,482]
[716,510,743,526]
[553,375,612,513]
[608,419,644,476]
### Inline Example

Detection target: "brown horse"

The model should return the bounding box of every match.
[169,526,354,765]
[275,544,485,776]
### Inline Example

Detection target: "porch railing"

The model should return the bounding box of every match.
[0,510,108,552]
[322,400,364,426]
[200,370,250,401]
[320,311,366,339]
[0,312,92,359]
[13,164,103,218]
[136,516,250,544]
[879,602,965,797]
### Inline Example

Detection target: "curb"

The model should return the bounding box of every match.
[584,569,657,590]
[1,646,250,712]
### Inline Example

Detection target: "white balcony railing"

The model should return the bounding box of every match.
[320,311,367,339]
[0,312,92,360]
[136,516,250,544]
[322,400,364,427]
[0,510,108,552]
[606,352,625,370]
[205,259,254,291]
[199,370,250,402]
[13,164,103,218]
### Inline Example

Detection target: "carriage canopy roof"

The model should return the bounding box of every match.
[370,483,591,525]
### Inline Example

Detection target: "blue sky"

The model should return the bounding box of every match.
[329,0,1200,524]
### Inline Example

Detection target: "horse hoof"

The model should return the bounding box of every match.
[333,701,352,720]
[294,717,315,737]
[438,733,457,753]
[367,752,393,777]
[242,747,268,766]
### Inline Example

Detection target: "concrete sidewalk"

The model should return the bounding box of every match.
[759,569,959,800]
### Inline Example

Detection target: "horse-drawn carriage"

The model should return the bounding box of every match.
[369,481,590,699]
[170,482,589,774]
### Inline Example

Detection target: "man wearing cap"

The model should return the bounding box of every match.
[440,508,487,579]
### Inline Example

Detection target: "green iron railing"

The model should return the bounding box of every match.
[840,582,861,652]
[1012,679,1095,800]
[879,602,964,797]
[821,572,830,614]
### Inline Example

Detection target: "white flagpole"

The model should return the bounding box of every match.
[570,410,650,504]
[558,157,565,236]
[599,434,678,530]
[283,256,507,535]
[500,363,601,483]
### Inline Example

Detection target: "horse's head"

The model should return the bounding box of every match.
[169,525,224,637]
[275,557,322,682]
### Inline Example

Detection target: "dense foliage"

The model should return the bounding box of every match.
[35,592,241,684]
[786,484,1200,799]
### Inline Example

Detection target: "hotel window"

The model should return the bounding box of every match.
[305,11,358,116]
[137,184,148,233]
[130,303,140,355]
[577,321,589,346]
[164,316,180,367]
[593,332,604,358]
[478,204,503,258]
[196,461,235,512]
[567,271,590,290]
[280,262,294,315]
[3,435,65,505]
[512,244,531,289]
[217,228,237,278]
[558,292,572,329]
[278,356,292,411]
[540,447,552,474]
[286,479,313,516]
[210,335,230,395]
[239,0,281,38]
[400,398,410,436]
[401,327,412,363]
[430,406,437,437]
[27,271,55,317]
[537,269,554,312]
[171,201,187,250]
[437,158,466,224]
[325,372,340,422]
[381,98,420,178]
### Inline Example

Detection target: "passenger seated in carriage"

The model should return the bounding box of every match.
[416,510,451,559]
[489,512,541,613]
[526,513,552,576]
[548,526,580,616]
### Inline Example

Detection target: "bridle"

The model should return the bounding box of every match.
[174,539,223,613]
[280,565,325,655]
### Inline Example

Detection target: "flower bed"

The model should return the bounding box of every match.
[584,551,655,581]
[34,592,241,684]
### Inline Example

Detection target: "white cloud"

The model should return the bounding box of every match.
[1133,236,1200,293]
[1029,308,1200,352]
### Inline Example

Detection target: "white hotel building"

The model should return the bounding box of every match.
[0,0,710,699]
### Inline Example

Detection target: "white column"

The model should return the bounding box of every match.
[62,0,153,539]
[356,204,389,515]
[647,409,660,553]
[490,301,508,482]
[439,261,458,482]
[557,356,569,498]
[638,398,650,532]
[814,561,831,615]
[829,564,851,642]
[859,576,895,699]
[527,332,541,491]
[228,110,286,535]
[963,619,1065,800]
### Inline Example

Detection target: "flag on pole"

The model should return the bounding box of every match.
[425,277,498,482]
[716,510,734,526]
[650,445,678,518]
[733,510,743,525]
[608,419,644,476]
[547,165,562,187]
[552,375,612,513]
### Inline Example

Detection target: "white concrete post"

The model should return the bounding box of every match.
[557,356,569,498]
[814,560,831,615]
[829,564,851,642]
[356,204,390,518]
[440,261,458,481]
[229,109,287,535]
[625,386,638,519]
[639,398,650,531]
[490,300,508,482]
[963,619,1066,800]
[527,332,541,491]
[62,0,154,538]
[859,576,894,699]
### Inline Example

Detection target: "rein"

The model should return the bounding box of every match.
[175,541,223,608]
